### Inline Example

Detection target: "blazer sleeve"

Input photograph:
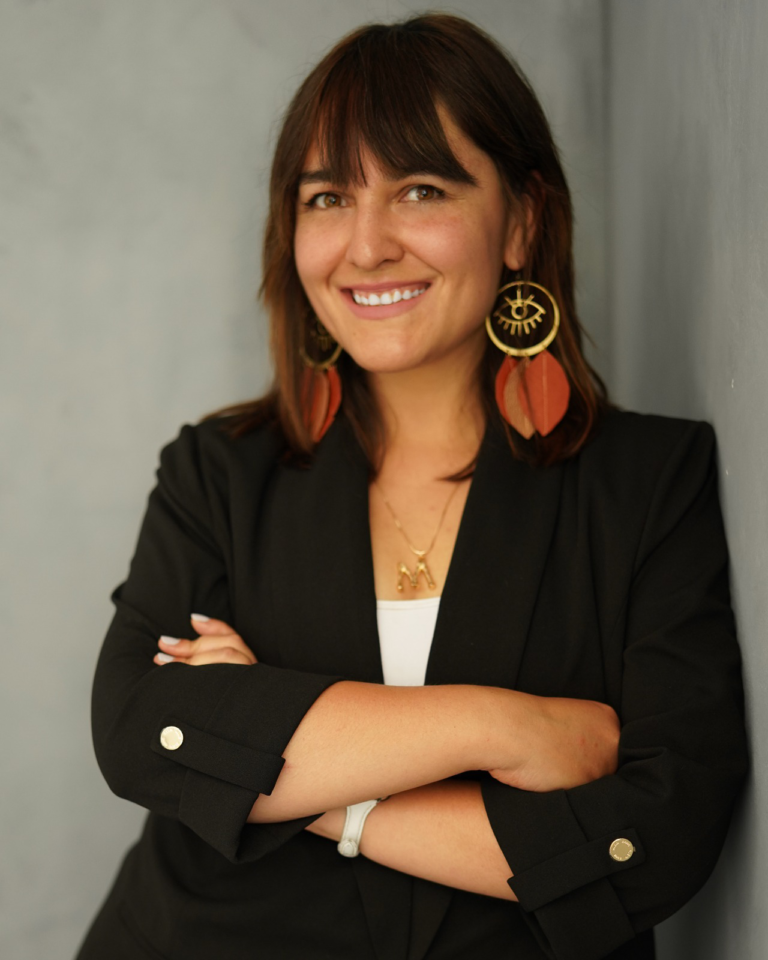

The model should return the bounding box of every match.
[480,420,749,960]
[91,423,344,864]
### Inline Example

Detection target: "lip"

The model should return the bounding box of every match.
[339,282,432,320]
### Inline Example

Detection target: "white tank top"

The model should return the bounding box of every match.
[376,596,441,686]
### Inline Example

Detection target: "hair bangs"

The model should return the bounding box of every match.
[309,33,476,188]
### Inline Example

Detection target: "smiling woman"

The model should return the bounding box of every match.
[215,15,606,468]
[77,13,747,960]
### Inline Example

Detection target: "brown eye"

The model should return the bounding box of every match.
[311,192,344,209]
[403,184,444,202]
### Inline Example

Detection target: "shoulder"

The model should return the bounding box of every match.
[565,409,721,544]
[155,415,284,506]
[576,407,716,485]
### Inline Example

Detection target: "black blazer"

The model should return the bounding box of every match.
[77,409,748,960]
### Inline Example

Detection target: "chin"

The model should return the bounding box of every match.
[345,345,425,375]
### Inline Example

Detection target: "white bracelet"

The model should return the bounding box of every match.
[337,798,383,858]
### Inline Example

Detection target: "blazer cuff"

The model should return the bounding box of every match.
[151,719,286,792]
[482,778,642,959]
[150,663,342,862]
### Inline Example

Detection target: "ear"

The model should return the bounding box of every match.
[503,179,541,272]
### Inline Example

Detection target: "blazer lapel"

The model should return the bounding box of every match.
[262,415,383,681]
[426,416,565,691]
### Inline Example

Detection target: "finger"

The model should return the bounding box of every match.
[190,613,237,636]
[154,652,182,665]
[159,633,257,663]
[185,648,253,666]
[154,651,254,667]
[158,635,195,657]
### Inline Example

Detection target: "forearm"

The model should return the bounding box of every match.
[309,780,517,901]
[250,680,508,823]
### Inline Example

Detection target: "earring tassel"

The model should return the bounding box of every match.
[301,366,342,442]
[495,356,535,438]
[495,352,570,438]
[518,351,570,436]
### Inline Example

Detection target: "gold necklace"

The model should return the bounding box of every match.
[373,480,461,592]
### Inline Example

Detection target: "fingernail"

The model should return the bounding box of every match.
[160,635,181,645]
[190,613,210,622]
[156,653,175,663]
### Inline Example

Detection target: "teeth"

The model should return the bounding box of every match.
[351,286,427,306]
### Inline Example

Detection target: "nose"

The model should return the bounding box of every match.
[344,203,404,271]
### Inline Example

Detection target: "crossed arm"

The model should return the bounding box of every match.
[154,615,620,901]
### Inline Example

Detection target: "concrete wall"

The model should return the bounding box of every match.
[607,1,768,956]
[0,2,606,957]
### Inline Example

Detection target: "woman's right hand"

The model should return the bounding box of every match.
[486,691,620,792]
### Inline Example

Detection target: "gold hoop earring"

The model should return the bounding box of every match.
[485,278,570,437]
[299,315,343,442]
[299,315,343,370]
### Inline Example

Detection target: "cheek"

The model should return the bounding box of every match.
[415,210,505,289]
[293,225,346,336]
[294,221,340,288]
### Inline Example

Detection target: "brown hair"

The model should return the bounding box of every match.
[204,13,610,469]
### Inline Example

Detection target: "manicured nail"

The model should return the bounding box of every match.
[159,635,180,645]
[156,652,175,663]
[190,613,210,622]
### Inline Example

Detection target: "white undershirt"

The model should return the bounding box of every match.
[376,596,441,686]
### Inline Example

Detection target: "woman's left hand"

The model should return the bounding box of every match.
[154,615,258,666]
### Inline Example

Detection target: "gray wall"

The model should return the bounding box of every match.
[607,2,767,957]
[0,2,606,957]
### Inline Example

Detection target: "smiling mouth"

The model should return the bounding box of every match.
[348,284,430,306]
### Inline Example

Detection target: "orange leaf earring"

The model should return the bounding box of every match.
[299,315,343,442]
[486,276,570,437]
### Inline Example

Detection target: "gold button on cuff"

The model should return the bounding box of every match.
[160,725,184,751]
[609,838,635,862]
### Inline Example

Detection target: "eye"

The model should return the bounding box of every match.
[402,184,445,202]
[306,192,345,209]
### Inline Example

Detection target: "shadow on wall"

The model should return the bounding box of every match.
[656,784,754,956]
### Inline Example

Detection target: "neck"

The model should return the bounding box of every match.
[366,340,487,470]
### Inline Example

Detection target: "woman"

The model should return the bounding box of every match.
[77,14,748,960]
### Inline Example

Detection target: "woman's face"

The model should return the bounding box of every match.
[294,110,528,376]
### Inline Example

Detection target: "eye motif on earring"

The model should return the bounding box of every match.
[486,279,570,437]
[300,316,343,442]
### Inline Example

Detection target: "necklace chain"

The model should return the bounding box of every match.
[373,480,462,591]
[374,480,460,557]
